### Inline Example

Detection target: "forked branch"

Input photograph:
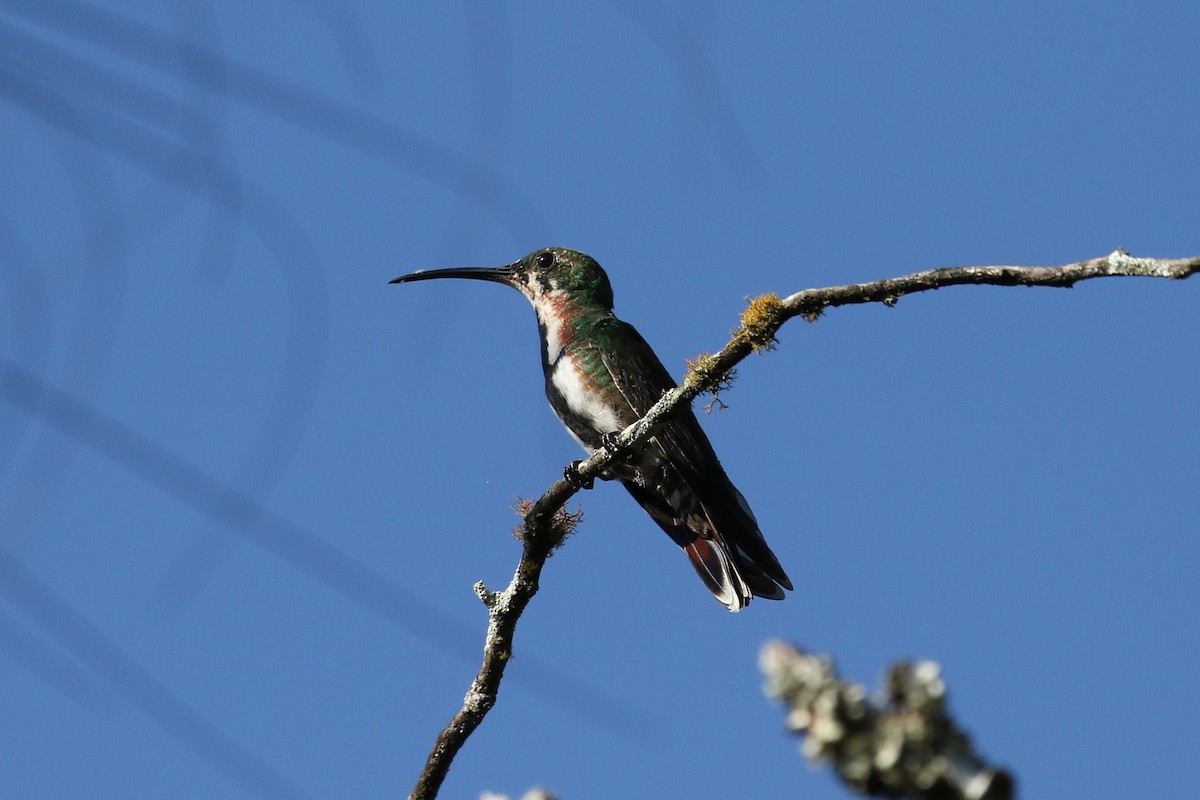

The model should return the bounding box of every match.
[409,249,1198,799]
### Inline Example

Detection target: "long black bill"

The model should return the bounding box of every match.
[389,264,516,286]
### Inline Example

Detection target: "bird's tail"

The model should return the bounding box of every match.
[620,477,790,612]
[683,509,787,612]
[683,536,752,611]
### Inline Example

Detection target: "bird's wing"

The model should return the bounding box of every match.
[589,318,792,591]
[584,319,714,468]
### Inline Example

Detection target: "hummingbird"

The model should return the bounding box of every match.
[391,247,791,611]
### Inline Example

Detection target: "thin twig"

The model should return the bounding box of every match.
[408,249,1198,799]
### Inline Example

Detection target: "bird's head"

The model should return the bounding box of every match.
[391,247,615,315]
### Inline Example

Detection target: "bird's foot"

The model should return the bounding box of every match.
[565,460,595,490]
[599,431,621,453]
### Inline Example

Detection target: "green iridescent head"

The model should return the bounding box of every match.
[391,247,615,312]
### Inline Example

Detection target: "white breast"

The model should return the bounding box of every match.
[550,353,622,451]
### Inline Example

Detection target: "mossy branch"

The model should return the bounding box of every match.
[409,249,1198,799]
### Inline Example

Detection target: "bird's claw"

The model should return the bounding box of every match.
[565,432,621,489]
[565,460,596,490]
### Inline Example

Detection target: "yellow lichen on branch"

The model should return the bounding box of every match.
[684,352,736,392]
[684,353,736,413]
[736,293,784,352]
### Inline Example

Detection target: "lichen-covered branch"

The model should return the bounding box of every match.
[407,506,580,800]
[760,641,1014,800]
[409,249,1196,799]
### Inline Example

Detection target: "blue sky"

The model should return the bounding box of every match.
[2,2,1198,798]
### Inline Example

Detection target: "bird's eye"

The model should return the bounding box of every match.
[535,252,555,270]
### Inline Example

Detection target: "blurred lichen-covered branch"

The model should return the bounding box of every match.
[760,641,1014,800]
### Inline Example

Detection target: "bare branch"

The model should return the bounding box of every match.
[760,641,1013,800]
[779,249,1200,316]
[408,507,579,800]
[409,250,1196,798]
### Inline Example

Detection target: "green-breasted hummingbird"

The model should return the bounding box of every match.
[392,247,791,611]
